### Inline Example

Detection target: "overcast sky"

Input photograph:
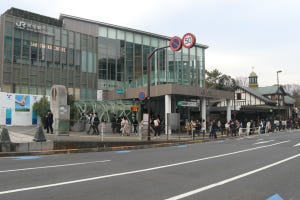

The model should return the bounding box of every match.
[1,0,299,86]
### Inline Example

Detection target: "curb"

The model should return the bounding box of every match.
[0,139,207,157]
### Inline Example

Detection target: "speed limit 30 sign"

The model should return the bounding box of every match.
[182,33,196,49]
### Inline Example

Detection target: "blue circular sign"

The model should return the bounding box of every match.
[169,36,182,51]
[138,91,146,100]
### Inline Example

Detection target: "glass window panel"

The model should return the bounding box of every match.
[23,31,30,40]
[69,31,74,48]
[81,34,87,50]
[54,28,60,45]
[134,44,142,86]
[126,32,133,43]
[47,26,54,36]
[88,52,93,73]
[108,58,116,80]
[32,32,38,42]
[117,30,125,40]
[39,43,46,62]
[61,49,67,66]
[54,48,60,64]
[82,50,87,72]
[15,28,22,39]
[134,33,142,44]
[31,46,38,64]
[143,35,150,46]
[151,37,158,48]
[75,33,80,50]
[99,57,107,79]
[46,35,53,44]
[108,28,116,39]
[75,49,80,67]
[62,30,67,47]
[68,48,74,66]
[46,44,53,63]
[22,40,30,60]
[14,38,21,63]
[99,26,107,37]
[159,39,167,47]
[5,21,13,36]
[4,36,12,63]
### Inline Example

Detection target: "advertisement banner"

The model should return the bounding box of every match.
[0,92,46,126]
[15,94,30,112]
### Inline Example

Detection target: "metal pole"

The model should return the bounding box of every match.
[276,70,282,106]
[147,46,169,141]
[147,54,151,141]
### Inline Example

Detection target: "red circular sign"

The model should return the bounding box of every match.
[182,33,196,49]
[169,36,182,51]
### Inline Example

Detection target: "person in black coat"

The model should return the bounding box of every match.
[92,113,100,135]
[45,110,53,134]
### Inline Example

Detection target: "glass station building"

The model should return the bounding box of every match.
[1,8,232,121]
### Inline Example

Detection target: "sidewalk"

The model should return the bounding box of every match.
[3,125,200,143]
[1,126,209,156]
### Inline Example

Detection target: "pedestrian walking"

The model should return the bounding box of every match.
[133,117,138,135]
[153,117,160,138]
[111,114,117,134]
[92,113,100,135]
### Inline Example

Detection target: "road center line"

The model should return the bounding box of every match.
[0,140,289,195]
[0,160,111,173]
[165,153,300,200]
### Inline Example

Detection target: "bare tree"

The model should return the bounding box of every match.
[235,76,248,87]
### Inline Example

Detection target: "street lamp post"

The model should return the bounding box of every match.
[276,70,282,106]
[147,46,169,141]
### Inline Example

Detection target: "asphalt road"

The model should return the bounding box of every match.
[0,131,299,200]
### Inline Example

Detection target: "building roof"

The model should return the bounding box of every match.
[249,71,257,77]
[59,14,209,49]
[238,85,295,106]
[256,86,279,95]
[284,95,296,105]
[4,7,62,27]
[238,85,275,104]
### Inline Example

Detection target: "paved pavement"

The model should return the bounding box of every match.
[0,125,211,156]
[2,125,199,143]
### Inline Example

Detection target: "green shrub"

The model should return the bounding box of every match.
[32,96,50,126]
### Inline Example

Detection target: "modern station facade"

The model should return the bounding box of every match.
[0,8,233,122]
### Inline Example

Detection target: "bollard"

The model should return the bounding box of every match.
[1,127,11,152]
[1,127,11,143]
[101,122,104,142]
[138,124,142,141]
[33,126,47,142]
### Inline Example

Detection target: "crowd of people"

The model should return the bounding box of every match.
[79,112,300,139]
[182,117,300,139]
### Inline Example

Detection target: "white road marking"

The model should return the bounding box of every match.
[253,140,274,145]
[0,160,110,173]
[294,143,300,147]
[165,153,300,200]
[0,140,289,195]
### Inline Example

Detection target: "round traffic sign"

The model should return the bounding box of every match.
[138,91,146,101]
[182,33,196,49]
[169,36,182,51]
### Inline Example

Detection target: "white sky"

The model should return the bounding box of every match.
[1,0,300,86]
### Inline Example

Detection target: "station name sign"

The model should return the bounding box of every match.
[15,21,53,35]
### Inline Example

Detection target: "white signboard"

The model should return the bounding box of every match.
[177,101,199,107]
[0,92,46,126]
